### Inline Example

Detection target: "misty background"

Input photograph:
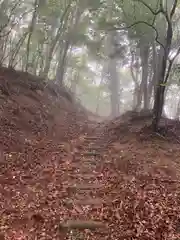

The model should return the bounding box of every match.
[0,0,180,121]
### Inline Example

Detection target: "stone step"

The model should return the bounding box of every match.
[84,136,99,140]
[84,138,96,141]
[59,220,106,230]
[88,145,104,149]
[80,166,96,172]
[82,161,96,166]
[68,198,104,206]
[81,151,101,156]
[83,141,97,144]
[67,162,96,169]
[85,147,104,152]
[70,183,103,190]
[79,169,98,174]
[73,151,100,157]
[75,174,97,180]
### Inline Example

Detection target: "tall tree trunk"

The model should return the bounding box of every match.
[55,1,83,85]
[152,0,178,131]
[130,50,141,110]
[147,48,156,107]
[8,32,28,68]
[25,0,39,72]
[147,66,154,106]
[152,52,168,131]
[41,2,72,78]
[55,39,70,85]
[95,91,101,115]
[104,0,120,117]
[104,30,120,117]
[70,71,79,93]
[147,42,159,104]
[108,57,120,117]
[176,97,180,119]
[139,42,149,110]
[96,67,104,115]
[153,46,164,96]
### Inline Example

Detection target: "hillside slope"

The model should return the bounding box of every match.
[0,68,180,239]
[0,67,89,152]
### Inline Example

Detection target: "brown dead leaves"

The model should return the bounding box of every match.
[0,70,180,239]
[1,123,180,240]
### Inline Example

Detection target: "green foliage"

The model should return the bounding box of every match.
[0,0,180,116]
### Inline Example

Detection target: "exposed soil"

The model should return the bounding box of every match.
[0,67,180,240]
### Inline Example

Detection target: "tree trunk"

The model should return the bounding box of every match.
[55,2,83,85]
[147,69,154,106]
[135,82,143,110]
[96,69,104,115]
[152,54,167,131]
[41,2,72,78]
[176,97,180,119]
[152,0,178,131]
[8,32,28,68]
[55,39,70,85]
[103,29,120,117]
[70,71,79,93]
[130,50,142,110]
[139,42,149,110]
[105,0,120,117]
[108,57,119,117]
[25,0,39,72]
[147,42,159,104]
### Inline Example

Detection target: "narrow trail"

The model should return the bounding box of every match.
[58,119,180,239]
[1,110,180,239]
[60,127,109,239]
[1,68,180,239]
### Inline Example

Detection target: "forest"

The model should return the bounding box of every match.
[1,0,180,126]
[0,0,180,239]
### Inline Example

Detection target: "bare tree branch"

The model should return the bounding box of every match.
[42,1,73,77]
[152,0,160,25]
[108,21,165,51]
[170,0,178,19]
[0,1,21,32]
[0,10,31,38]
[133,0,162,15]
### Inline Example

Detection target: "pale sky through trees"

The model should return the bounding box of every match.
[0,0,180,119]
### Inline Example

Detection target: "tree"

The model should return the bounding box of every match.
[108,0,180,130]
[151,0,180,130]
[1,0,180,121]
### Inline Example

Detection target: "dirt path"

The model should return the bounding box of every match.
[58,122,180,240]
[59,130,109,239]
[1,120,180,239]
[0,125,110,239]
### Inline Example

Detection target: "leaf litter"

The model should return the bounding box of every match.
[0,68,180,239]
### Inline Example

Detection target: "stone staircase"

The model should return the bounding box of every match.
[59,133,108,239]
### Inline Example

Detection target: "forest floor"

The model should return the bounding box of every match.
[0,67,180,239]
